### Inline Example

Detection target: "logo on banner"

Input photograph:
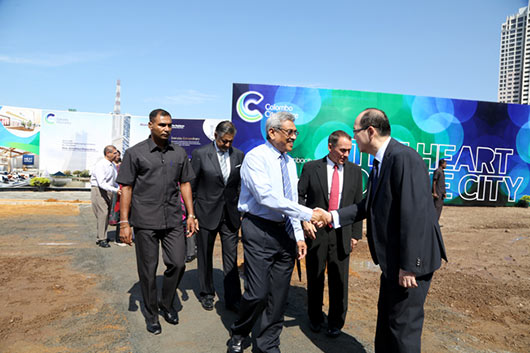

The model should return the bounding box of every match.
[45,113,56,124]
[23,155,35,165]
[236,91,264,122]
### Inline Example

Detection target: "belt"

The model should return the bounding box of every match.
[244,213,286,227]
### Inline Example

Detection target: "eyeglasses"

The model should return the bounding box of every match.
[353,126,369,135]
[276,128,299,137]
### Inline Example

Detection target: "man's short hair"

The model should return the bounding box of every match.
[359,108,391,136]
[149,109,171,122]
[328,130,352,146]
[439,159,447,166]
[103,145,117,155]
[265,112,296,140]
[215,121,236,137]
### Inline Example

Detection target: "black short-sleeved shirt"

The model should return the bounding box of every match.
[116,137,195,229]
[432,166,446,195]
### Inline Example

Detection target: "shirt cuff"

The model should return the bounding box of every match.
[331,210,341,229]
[294,230,304,242]
[298,205,313,222]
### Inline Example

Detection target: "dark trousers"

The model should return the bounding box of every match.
[433,196,444,220]
[306,228,349,329]
[134,227,186,324]
[231,215,296,353]
[197,217,241,306]
[375,272,433,353]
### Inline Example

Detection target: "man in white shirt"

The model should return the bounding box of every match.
[90,145,120,248]
[227,112,325,353]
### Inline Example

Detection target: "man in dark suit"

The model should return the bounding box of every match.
[298,130,363,338]
[191,121,243,312]
[315,108,447,353]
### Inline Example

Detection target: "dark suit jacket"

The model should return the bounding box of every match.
[191,142,244,230]
[337,138,447,278]
[298,157,363,255]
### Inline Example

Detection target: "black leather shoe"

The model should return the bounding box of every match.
[97,240,110,248]
[146,321,161,335]
[326,327,341,338]
[200,297,214,311]
[185,255,196,263]
[227,335,243,353]
[309,321,322,333]
[159,306,179,325]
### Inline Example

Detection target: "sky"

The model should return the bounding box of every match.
[0,0,528,119]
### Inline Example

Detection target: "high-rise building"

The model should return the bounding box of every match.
[111,79,131,152]
[498,3,530,104]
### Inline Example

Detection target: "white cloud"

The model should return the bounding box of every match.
[145,90,217,105]
[0,52,111,67]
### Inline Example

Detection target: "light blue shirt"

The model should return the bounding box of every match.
[238,141,313,242]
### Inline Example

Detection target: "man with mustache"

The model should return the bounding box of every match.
[117,109,198,335]
[227,112,327,353]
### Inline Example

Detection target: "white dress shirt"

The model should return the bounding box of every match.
[326,156,344,206]
[238,141,313,242]
[90,157,119,192]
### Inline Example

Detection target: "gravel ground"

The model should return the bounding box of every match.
[0,191,528,353]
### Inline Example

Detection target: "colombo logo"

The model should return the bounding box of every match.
[45,113,56,124]
[236,91,264,122]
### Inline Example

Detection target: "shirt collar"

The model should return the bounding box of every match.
[374,137,391,165]
[214,141,227,155]
[326,156,344,171]
[147,135,174,152]
[265,140,284,158]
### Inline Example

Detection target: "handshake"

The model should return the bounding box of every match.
[311,207,332,227]
[303,208,332,240]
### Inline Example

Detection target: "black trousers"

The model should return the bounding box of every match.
[231,215,296,353]
[306,227,349,329]
[375,272,433,353]
[196,216,241,306]
[433,196,444,220]
[134,227,186,324]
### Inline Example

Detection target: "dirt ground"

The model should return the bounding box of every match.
[0,201,529,353]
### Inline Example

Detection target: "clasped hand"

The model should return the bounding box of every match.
[310,207,332,228]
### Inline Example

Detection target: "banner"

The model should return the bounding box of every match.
[231,83,530,206]
[40,110,112,174]
[171,118,225,158]
[0,105,41,170]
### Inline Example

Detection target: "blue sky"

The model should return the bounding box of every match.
[0,0,527,119]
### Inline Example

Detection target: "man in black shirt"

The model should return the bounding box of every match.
[117,109,198,335]
[432,159,447,221]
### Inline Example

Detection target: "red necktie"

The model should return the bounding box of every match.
[329,164,339,211]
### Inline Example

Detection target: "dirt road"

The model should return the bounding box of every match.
[0,191,528,352]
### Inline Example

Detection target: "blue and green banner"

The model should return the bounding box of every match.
[231,83,530,206]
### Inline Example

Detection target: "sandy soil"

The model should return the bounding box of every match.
[0,203,528,352]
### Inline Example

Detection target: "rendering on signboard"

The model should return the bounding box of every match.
[231,83,530,206]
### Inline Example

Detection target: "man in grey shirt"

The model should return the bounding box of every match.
[117,109,198,335]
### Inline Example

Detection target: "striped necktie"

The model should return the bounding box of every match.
[280,154,294,238]
[219,151,229,185]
